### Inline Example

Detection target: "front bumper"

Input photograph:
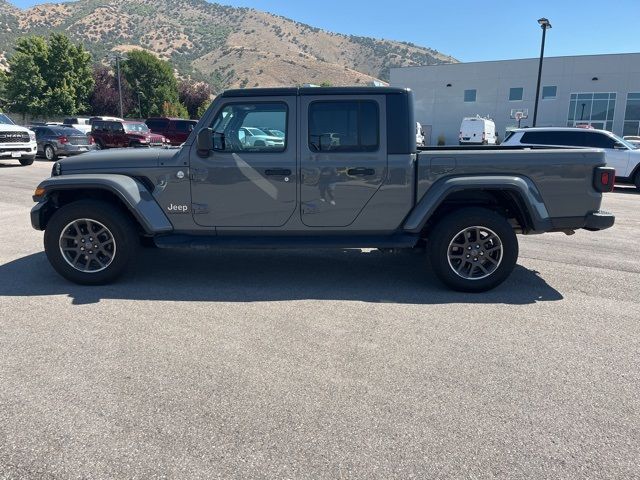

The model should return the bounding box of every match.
[31,200,51,230]
[0,142,37,158]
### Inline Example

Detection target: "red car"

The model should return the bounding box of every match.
[91,120,167,149]
[145,117,197,146]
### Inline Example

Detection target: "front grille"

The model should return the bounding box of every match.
[0,132,30,143]
[69,136,90,146]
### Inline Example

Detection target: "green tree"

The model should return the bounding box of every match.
[5,34,94,116]
[122,50,184,117]
[0,70,7,108]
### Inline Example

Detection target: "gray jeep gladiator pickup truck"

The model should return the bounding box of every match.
[31,87,615,291]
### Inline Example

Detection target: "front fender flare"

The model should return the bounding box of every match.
[32,174,173,234]
[403,175,551,233]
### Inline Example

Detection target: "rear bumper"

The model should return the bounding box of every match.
[55,144,97,155]
[584,211,615,231]
[549,211,615,232]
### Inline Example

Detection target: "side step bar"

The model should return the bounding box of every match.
[154,234,420,250]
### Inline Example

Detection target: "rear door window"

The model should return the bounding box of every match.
[308,100,379,152]
[584,132,617,149]
[175,120,195,133]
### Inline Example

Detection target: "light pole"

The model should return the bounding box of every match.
[533,17,552,127]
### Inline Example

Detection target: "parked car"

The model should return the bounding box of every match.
[459,116,497,145]
[31,87,615,292]
[239,127,285,148]
[503,127,640,190]
[91,120,167,149]
[89,116,124,124]
[31,125,96,161]
[62,117,92,134]
[257,127,285,138]
[416,122,425,146]
[0,112,37,166]
[145,117,198,146]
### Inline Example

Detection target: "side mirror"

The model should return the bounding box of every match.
[196,128,213,156]
[614,143,627,150]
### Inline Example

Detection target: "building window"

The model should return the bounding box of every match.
[542,86,557,99]
[567,92,616,131]
[623,93,640,137]
[464,89,476,102]
[509,87,524,101]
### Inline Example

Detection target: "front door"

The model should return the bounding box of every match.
[190,97,297,227]
[300,95,387,227]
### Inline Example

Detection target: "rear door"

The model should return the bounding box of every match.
[300,95,387,227]
[190,96,297,227]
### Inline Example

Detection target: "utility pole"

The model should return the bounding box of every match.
[533,18,552,127]
[115,54,124,118]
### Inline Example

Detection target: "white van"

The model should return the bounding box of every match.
[459,116,496,145]
[416,122,425,146]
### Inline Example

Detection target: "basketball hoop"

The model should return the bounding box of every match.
[510,108,529,128]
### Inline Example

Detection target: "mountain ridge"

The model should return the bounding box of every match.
[0,0,457,90]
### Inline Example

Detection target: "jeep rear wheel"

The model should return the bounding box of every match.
[428,207,518,292]
[44,200,139,285]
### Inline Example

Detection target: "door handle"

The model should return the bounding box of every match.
[347,167,375,176]
[265,169,292,176]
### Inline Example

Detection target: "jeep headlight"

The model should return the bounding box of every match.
[29,132,36,142]
[52,161,61,177]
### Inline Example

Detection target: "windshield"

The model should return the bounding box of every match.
[611,134,639,150]
[124,123,150,134]
[0,113,15,125]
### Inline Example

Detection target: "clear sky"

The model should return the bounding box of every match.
[8,0,640,62]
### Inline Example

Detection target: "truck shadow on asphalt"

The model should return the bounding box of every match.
[0,248,563,305]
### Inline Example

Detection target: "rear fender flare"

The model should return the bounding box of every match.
[403,175,551,233]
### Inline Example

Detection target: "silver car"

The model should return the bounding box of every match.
[32,125,97,161]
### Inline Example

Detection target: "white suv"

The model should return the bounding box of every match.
[0,113,37,166]
[503,127,640,190]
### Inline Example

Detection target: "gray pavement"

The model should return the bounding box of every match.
[0,159,639,479]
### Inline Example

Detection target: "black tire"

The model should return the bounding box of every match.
[44,200,139,285]
[95,140,104,150]
[44,145,57,161]
[634,170,640,192]
[19,156,35,166]
[428,207,518,292]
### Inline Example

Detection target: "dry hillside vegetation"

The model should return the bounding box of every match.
[2,0,456,89]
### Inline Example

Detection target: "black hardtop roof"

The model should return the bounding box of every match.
[221,86,411,98]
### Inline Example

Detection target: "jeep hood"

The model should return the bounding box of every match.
[58,148,179,172]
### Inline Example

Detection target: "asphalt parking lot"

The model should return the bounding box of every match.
[1,159,639,479]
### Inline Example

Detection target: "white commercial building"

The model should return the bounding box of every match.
[390,53,640,145]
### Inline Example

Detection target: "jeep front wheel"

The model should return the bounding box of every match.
[44,200,139,285]
[428,207,518,292]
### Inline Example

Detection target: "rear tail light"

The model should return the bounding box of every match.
[58,136,69,144]
[594,166,615,192]
[88,135,95,145]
